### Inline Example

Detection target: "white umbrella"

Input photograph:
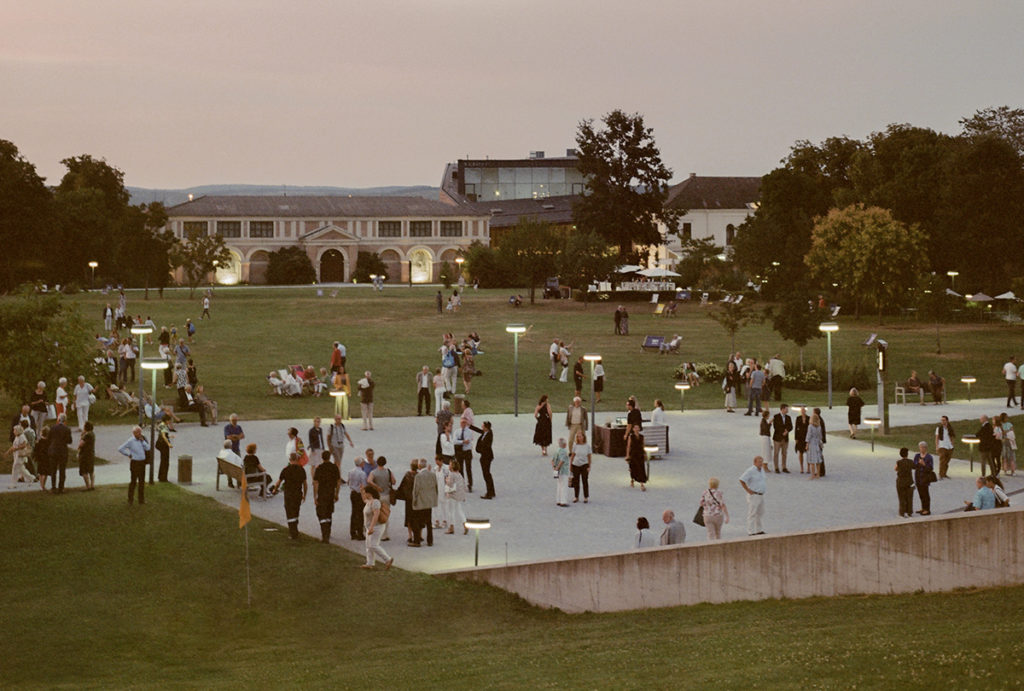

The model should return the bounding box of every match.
[616,264,643,273]
[637,267,681,278]
[967,292,994,302]
[945,288,962,298]
[995,291,1017,300]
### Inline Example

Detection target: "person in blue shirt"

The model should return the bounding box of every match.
[965,477,996,511]
[118,426,151,505]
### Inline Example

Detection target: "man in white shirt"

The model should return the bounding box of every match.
[549,338,560,380]
[1003,356,1018,408]
[767,354,786,402]
[416,365,433,416]
[739,456,768,535]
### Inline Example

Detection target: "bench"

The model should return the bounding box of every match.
[641,335,665,352]
[216,457,267,498]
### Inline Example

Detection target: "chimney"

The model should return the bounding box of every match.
[689,173,697,179]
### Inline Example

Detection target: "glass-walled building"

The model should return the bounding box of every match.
[440,151,585,204]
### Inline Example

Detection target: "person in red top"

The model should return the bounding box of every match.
[330,342,343,374]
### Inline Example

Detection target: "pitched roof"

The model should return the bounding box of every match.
[167,195,483,218]
[665,175,762,211]
[464,195,576,229]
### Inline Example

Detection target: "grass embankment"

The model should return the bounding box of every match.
[2,484,1023,688]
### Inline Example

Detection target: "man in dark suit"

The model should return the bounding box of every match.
[471,421,495,499]
[977,415,999,476]
[771,404,793,474]
[49,414,73,493]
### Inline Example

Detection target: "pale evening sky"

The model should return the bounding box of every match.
[2,1,1022,190]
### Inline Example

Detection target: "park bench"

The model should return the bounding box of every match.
[216,457,267,498]
[641,335,665,352]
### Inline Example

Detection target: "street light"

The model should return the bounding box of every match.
[961,376,976,402]
[455,256,465,280]
[947,270,959,292]
[819,322,839,409]
[583,354,601,432]
[465,517,491,566]
[329,389,348,420]
[505,324,526,416]
[130,325,153,426]
[962,434,980,472]
[140,356,169,485]
[674,382,690,412]
[88,261,98,289]
[863,417,881,452]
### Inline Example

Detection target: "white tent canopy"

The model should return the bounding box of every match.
[995,291,1017,300]
[945,288,962,297]
[637,267,681,278]
[616,264,644,273]
[967,292,994,302]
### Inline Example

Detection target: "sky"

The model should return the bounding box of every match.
[3,1,1022,190]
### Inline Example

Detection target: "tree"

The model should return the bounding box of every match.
[806,204,926,322]
[765,286,825,371]
[266,245,315,285]
[438,261,454,289]
[120,202,174,298]
[915,274,954,354]
[573,109,678,258]
[462,241,513,288]
[558,232,617,307]
[675,237,726,289]
[172,227,231,298]
[0,295,93,402]
[352,251,388,283]
[496,218,561,303]
[707,300,760,354]
[960,106,1024,158]
[0,140,54,292]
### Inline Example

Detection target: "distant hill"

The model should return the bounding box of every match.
[128,184,440,207]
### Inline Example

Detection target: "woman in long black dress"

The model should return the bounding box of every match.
[846,387,865,438]
[626,427,648,491]
[533,394,552,455]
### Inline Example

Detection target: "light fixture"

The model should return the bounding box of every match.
[863,417,881,453]
[466,518,491,566]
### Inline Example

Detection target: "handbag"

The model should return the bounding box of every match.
[926,469,938,483]
[46,404,56,420]
[88,393,97,405]
[693,505,705,527]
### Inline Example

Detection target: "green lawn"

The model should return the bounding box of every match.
[7,286,1023,425]
[2,484,1022,688]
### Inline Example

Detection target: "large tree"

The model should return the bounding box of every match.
[806,204,926,321]
[172,227,231,298]
[0,140,54,292]
[960,106,1024,158]
[573,109,678,259]
[558,232,617,307]
[707,300,760,355]
[765,285,825,371]
[497,218,561,303]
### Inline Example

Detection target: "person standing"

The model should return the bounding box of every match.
[201,294,211,320]
[744,363,765,416]
[913,442,934,515]
[934,416,955,479]
[416,366,432,416]
[592,361,605,403]
[552,438,570,507]
[472,421,496,499]
[1003,356,1018,408]
[565,397,588,453]
[624,396,643,440]
[307,417,325,467]
[454,417,475,492]
[273,452,308,540]
[557,340,572,383]
[620,306,629,335]
[805,412,824,479]
[432,368,445,414]
[313,451,341,543]
[72,376,94,432]
[411,459,438,546]
[360,485,393,568]
[118,426,150,505]
[759,409,773,461]
[49,414,73,494]
[722,361,739,413]
[346,456,368,540]
[895,447,915,517]
[738,456,767,535]
[699,478,729,540]
[625,427,647,492]
[771,404,793,473]
[1000,412,1016,476]
[436,290,443,314]
[846,388,865,438]
[573,357,585,398]
[767,354,786,402]
[327,415,354,467]
[571,430,594,501]
[533,395,553,455]
[28,382,48,437]
[77,421,96,490]
[103,303,113,331]
[55,377,70,418]
[548,338,560,380]
[659,510,686,545]
[977,415,999,476]
[613,306,623,335]
[358,371,375,431]
[445,459,468,533]
[793,406,809,474]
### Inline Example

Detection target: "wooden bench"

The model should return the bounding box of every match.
[216,457,267,498]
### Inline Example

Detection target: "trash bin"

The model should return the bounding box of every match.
[177,455,193,483]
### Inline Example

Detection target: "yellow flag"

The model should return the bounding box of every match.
[239,475,251,528]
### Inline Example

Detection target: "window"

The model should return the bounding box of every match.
[440,221,462,237]
[183,221,208,237]
[379,221,401,237]
[726,224,736,246]
[216,221,241,238]
[682,222,692,241]
[572,183,585,195]
[410,221,432,237]
[250,221,274,238]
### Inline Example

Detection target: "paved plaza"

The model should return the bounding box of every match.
[9,396,1021,574]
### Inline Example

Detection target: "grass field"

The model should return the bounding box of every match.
[15,286,1021,429]
[2,483,1023,689]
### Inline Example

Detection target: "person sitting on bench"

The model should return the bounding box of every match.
[177,384,208,426]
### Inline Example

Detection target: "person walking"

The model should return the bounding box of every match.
[625,426,647,492]
[72,376,94,432]
[659,510,686,545]
[895,447,915,517]
[738,456,767,535]
[49,414,73,494]
[118,426,150,505]
[358,372,375,431]
[360,485,393,569]
[551,439,570,507]
[346,456,368,540]
[416,366,433,416]
[327,415,354,467]
[1003,356,1018,408]
[6,425,34,489]
[571,430,593,502]
[912,442,934,515]
[313,451,341,543]
[934,416,955,479]
[846,388,865,438]
[273,452,308,540]
[699,478,729,540]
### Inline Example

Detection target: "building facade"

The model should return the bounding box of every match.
[164,195,490,284]
[656,174,762,265]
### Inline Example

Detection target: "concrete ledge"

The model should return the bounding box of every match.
[440,507,1024,612]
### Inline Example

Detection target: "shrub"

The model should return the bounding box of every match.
[675,361,723,382]
[265,246,315,285]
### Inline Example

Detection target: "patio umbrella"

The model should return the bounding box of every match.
[637,267,681,278]
[995,291,1017,300]
[945,288,962,298]
[616,264,643,273]
[967,292,993,302]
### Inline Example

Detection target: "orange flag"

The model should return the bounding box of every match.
[239,475,251,528]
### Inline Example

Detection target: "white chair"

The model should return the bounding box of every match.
[894,384,907,405]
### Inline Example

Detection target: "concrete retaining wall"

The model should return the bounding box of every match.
[441,508,1024,612]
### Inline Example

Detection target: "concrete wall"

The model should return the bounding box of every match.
[441,508,1024,612]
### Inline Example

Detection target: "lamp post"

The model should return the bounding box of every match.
[863,417,881,452]
[961,376,976,402]
[583,354,601,432]
[962,434,980,472]
[455,256,465,283]
[130,326,153,426]
[505,324,526,416]
[88,261,98,290]
[329,389,347,419]
[947,270,959,292]
[140,357,168,484]
[465,518,491,566]
[674,382,690,412]
[818,322,839,409]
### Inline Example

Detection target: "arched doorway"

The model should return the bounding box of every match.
[409,248,433,283]
[216,250,242,285]
[320,249,345,283]
[249,250,270,284]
